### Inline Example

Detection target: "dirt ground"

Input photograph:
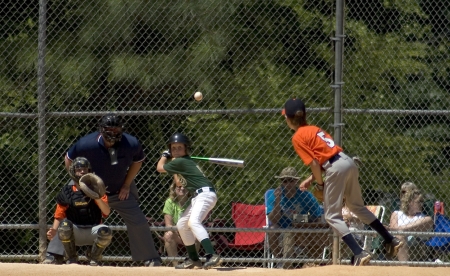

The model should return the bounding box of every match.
[2,263,450,276]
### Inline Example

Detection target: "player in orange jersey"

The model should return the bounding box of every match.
[281,98,403,266]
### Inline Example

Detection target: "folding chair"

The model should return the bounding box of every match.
[362,205,385,254]
[220,202,267,264]
[264,189,275,268]
[426,213,450,261]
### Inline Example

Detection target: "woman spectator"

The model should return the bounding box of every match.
[388,189,433,261]
[162,174,194,266]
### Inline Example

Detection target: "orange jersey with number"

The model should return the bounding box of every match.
[292,125,342,166]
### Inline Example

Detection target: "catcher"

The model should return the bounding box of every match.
[282,97,403,266]
[43,157,112,266]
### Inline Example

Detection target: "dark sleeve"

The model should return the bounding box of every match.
[133,139,145,162]
[66,142,78,160]
[56,187,69,206]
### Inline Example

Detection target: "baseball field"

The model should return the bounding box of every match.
[1,263,450,276]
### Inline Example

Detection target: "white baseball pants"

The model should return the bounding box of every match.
[176,191,217,245]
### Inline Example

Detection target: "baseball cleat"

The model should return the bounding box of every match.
[384,237,404,259]
[85,247,100,266]
[203,254,221,270]
[175,258,202,269]
[65,257,78,265]
[352,250,371,266]
[42,253,64,265]
[144,258,162,267]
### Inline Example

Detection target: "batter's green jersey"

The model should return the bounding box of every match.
[163,156,214,194]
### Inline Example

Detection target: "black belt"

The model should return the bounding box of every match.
[195,187,215,195]
[328,153,341,164]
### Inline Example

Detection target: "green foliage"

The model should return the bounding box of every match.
[1,0,450,228]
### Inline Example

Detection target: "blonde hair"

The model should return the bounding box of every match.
[400,189,423,215]
[400,182,418,199]
[168,174,189,203]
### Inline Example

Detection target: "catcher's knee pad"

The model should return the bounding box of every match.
[95,226,112,247]
[58,219,74,242]
[58,219,77,259]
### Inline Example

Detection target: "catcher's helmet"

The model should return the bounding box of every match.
[69,157,92,182]
[99,114,124,143]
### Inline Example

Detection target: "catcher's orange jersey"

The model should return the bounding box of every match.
[292,125,342,166]
[54,185,108,220]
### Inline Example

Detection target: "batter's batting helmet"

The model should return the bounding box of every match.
[99,114,124,143]
[69,157,92,182]
[168,133,191,147]
[167,133,191,154]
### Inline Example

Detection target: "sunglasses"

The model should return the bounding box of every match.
[175,186,185,190]
[282,178,297,183]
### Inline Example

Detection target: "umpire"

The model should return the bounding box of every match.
[64,114,161,266]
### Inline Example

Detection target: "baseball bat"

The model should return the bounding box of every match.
[190,156,245,168]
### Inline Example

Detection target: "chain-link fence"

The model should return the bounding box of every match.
[1,0,449,268]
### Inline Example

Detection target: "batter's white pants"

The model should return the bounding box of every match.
[177,191,217,246]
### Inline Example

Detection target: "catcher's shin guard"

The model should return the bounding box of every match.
[90,226,113,262]
[58,219,78,262]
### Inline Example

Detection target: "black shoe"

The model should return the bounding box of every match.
[351,251,371,266]
[144,258,162,267]
[384,237,403,259]
[66,257,78,265]
[175,258,202,269]
[203,254,221,270]
[42,253,64,265]
[85,247,99,266]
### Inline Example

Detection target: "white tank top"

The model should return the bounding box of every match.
[395,210,425,226]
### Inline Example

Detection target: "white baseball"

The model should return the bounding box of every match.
[194,91,203,101]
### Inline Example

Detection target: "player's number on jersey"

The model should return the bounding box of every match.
[317,131,335,148]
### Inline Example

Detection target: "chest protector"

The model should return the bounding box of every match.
[56,185,102,226]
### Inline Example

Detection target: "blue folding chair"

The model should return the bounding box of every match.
[426,213,450,260]
[264,189,275,268]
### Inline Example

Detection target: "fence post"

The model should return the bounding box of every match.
[332,0,346,265]
[37,0,49,262]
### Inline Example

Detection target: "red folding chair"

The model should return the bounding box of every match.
[222,202,267,251]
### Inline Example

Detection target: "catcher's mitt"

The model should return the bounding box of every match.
[312,183,324,202]
[78,173,106,199]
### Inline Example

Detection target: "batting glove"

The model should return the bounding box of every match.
[162,150,172,159]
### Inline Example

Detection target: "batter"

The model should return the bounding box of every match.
[157,133,221,270]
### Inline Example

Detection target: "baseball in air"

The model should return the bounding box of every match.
[194,91,203,101]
